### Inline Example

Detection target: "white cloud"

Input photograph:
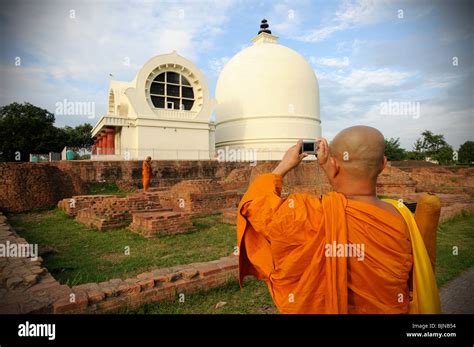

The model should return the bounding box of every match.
[155,30,193,58]
[313,56,350,68]
[421,73,459,90]
[299,25,345,42]
[335,0,385,26]
[296,0,393,42]
[318,68,416,94]
[338,68,415,89]
[208,56,230,75]
[271,3,302,36]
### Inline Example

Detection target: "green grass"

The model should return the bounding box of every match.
[435,212,474,287]
[87,182,128,196]
[9,209,236,286]
[128,277,276,314]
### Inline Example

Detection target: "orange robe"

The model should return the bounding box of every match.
[238,173,420,314]
[142,161,151,191]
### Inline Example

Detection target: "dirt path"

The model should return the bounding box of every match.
[440,267,474,314]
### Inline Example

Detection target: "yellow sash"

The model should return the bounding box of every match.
[383,199,441,314]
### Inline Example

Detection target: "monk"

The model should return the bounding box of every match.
[237,126,440,314]
[142,156,152,192]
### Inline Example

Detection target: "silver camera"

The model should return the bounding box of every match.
[299,139,320,156]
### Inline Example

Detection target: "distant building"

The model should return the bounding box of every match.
[91,51,215,160]
[425,157,439,165]
[91,19,321,161]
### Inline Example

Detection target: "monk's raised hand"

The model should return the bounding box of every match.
[316,137,329,165]
[272,140,308,177]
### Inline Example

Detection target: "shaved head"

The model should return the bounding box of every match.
[329,126,386,181]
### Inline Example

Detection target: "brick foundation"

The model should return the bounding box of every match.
[58,195,115,217]
[129,211,195,237]
[157,179,241,214]
[71,192,167,231]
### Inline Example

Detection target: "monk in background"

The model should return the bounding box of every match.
[237,126,440,314]
[142,156,152,192]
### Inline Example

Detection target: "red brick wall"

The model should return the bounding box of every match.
[0,163,87,213]
[409,167,474,195]
[50,160,250,187]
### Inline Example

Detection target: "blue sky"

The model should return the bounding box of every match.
[0,0,472,150]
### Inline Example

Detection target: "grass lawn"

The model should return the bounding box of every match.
[129,278,276,314]
[435,211,474,287]
[87,182,128,196]
[9,209,236,286]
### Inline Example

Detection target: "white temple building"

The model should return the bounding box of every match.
[91,52,215,160]
[91,19,320,161]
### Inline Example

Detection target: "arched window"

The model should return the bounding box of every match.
[149,71,195,111]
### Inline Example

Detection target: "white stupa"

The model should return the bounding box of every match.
[215,19,321,160]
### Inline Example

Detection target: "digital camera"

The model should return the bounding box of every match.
[299,139,320,156]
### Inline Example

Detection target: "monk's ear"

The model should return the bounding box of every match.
[330,156,340,178]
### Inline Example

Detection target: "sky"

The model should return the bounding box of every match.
[0,0,473,150]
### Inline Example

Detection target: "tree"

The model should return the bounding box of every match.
[413,130,453,164]
[405,151,424,160]
[415,130,449,154]
[384,137,406,161]
[458,141,474,164]
[0,102,66,161]
[433,145,454,165]
[62,123,94,149]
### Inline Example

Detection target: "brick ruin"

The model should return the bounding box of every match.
[2,160,472,236]
[128,211,195,237]
[156,179,241,214]
[57,194,115,217]
[2,160,472,213]
[56,178,241,236]
[73,192,166,231]
[0,212,238,314]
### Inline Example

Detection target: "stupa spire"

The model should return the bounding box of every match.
[252,18,278,45]
[258,19,272,35]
